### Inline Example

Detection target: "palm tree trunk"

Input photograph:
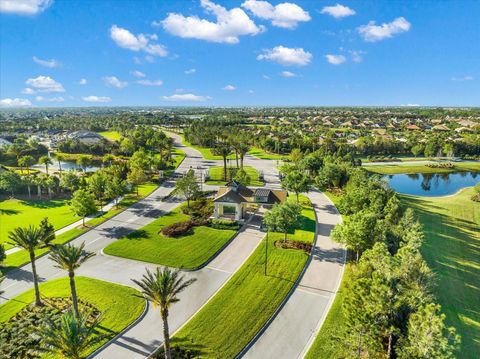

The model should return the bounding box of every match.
[235,151,239,168]
[58,161,62,176]
[30,251,42,306]
[69,271,79,318]
[45,164,49,176]
[27,185,31,199]
[223,156,227,181]
[162,312,172,359]
[240,154,244,169]
[37,185,41,199]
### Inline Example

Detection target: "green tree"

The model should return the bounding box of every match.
[331,210,378,262]
[127,166,148,196]
[132,268,197,359]
[42,308,104,359]
[105,176,127,208]
[411,144,424,157]
[18,155,35,174]
[8,223,54,305]
[39,155,53,175]
[0,171,21,196]
[70,189,98,226]
[281,170,311,202]
[397,303,460,359]
[263,200,302,242]
[212,142,232,181]
[102,154,116,167]
[60,171,80,192]
[175,172,199,207]
[88,171,108,208]
[76,155,92,172]
[49,242,95,317]
[0,243,6,265]
[234,168,251,186]
[55,153,66,175]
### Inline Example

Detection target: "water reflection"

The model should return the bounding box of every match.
[385,171,479,196]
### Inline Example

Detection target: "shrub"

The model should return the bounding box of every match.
[425,162,454,169]
[161,220,195,238]
[181,198,213,219]
[275,239,312,252]
[210,218,240,230]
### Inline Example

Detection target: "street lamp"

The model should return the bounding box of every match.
[264,226,269,276]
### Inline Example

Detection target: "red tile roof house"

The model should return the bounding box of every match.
[213,180,288,222]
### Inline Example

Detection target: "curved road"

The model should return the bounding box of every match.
[0,133,344,359]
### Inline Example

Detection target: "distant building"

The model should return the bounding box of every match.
[67,130,104,145]
[213,180,288,221]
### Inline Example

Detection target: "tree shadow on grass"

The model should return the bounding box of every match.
[20,199,66,209]
[126,230,148,240]
[0,208,20,215]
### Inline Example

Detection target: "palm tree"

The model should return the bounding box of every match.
[212,141,232,181]
[132,268,197,359]
[42,308,103,359]
[39,155,53,176]
[8,224,54,306]
[55,153,65,176]
[18,155,35,174]
[49,242,95,317]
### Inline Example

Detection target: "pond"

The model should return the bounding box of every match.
[384,172,479,196]
[33,160,99,173]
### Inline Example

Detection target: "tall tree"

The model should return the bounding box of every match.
[212,142,232,181]
[55,153,66,176]
[49,242,95,317]
[105,175,127,208]
[42,308,104,359]
[263,200,302,242]
[39,155,53,175]
[127,166,148,196]
[76,155,92,172]
[70,189,98,226]
[132,268,196,359]
[8,222,54,305]
[0,171,21,196]
[18,155,35,175]
[281,170,311,202]
[175,172,199,208]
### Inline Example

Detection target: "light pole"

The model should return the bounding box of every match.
[264,226,269,276]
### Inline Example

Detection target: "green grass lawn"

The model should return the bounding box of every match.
[205,166,264,186]
[0,199,78,249]
[1,183,158,275]
[365,161,480,175]
[401,188,480,358]
[171,198,316,357]
[0,276,145,357]
[97,131,122,141]
[248,147,285,160]
[104,204,236,269]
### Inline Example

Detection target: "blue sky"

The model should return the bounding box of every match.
[0,0,479,107]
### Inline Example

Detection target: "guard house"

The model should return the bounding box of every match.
[213,180,288,221]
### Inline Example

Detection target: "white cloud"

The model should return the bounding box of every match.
[223,84,236,91]
[162,93,211,102]
[0,98,32,107]
[185,68,197,75]
[262,74,271,80]
[82,96,112,103]
[358,17,411,42]
[320,4,355,19]
[131,70,146,78]
[452,76,474,81]
[242,0,310,29]
[325,54,346,65]
[159,0,264,44]
[281,70,296,77]
[78,78,88,85]
[0,0,52,15]
[110,25,168,57]
[257,45,312,66]
[35,96,64,102]
[21,87,35,94]
[248,89,254,94]
[32,56,61,68]
[25,75,65,93]
[137,79,163,86]
[350,50,366,63]
[102,76,127,89]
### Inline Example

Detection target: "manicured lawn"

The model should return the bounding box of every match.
[0,198,77,249]
[401,188,480,358]
[364,161,480,175]
[171,198,316,357]
[0,276,145,357]
[177,133,236,160]
[248,147,285,160]
[305,264,353,359]
[206,166,264,186]
[1,183,158,275]
[98,130,122,141]
[104,204,236,269]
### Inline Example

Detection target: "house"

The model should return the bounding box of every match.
[213,180,288,221]
[67,130,104,145]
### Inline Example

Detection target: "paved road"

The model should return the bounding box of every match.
[242,191,344,359]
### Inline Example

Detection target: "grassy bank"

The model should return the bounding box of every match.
[248,147,285,160]
[206,166,263,186]
[97,130,122,141]
[171,198,315,357]
[365,161,480,175]
[104,204,236,269]
[401,188,479,358]
[0,276,145,357]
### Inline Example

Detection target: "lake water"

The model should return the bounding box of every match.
[33,160,99,173]
[385,172,479,196]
